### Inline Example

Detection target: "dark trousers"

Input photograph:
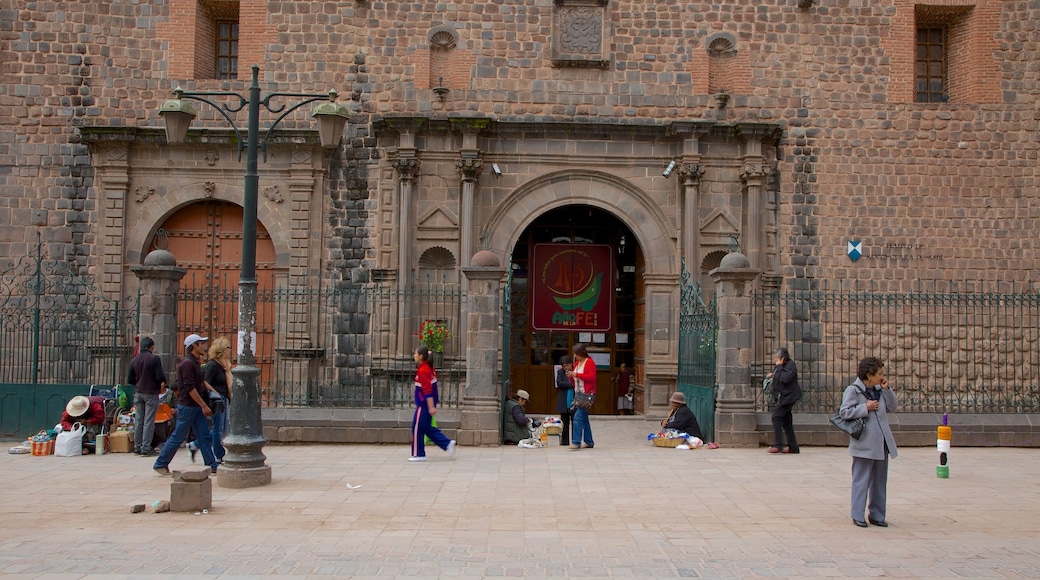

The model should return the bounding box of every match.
[559,410,573,445]
[410,405,450,457]
[771,401,799,450]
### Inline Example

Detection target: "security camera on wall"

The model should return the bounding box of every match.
[662,160,677,178]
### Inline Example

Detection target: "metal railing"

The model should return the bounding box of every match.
[0,236,139,386]
[177,281,465,408]
[752,285,1040,414]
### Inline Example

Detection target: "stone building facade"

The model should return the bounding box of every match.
[1,0,1037,437]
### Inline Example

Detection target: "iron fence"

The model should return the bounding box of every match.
[0,237,139,386]
[752,285,1040,414]
[177,281,465,408]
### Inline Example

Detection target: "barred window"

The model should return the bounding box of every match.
[915,27,946,103]
[216,20,239,80]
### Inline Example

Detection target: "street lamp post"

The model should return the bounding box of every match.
[160,65,347,488]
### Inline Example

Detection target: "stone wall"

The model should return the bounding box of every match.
[1,0,1036,291]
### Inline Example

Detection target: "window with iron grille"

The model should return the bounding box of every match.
[216,20,239,80]
[915,27,947,103]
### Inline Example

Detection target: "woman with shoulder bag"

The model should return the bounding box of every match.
[768,347,803,454]
[565,343,597,450]
[839,356,899,528]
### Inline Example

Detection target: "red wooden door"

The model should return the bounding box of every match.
[154,201,277,382]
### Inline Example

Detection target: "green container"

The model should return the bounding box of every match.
[936,465,950,478]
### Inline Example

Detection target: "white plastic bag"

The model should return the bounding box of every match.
[54,422,85,457]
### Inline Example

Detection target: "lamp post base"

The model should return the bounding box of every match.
[217,465,272,489]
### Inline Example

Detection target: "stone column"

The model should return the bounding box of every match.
[679,163,706,272]
[392,155,420,355]
[709,252,761,447]
[458,251,506,446]
[740,162,768,271]
[455,158,482,268]
[130,250,188,385]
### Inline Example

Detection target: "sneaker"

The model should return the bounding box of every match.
[408,456,427,462]
[153,466,172,477]
[188,442,198,463]
[211,465,218,474]
[446,440,457,458]
[133,448,142,455]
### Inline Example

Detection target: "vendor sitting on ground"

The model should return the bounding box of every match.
[503,389,541,445]
[60,395,108,449]
[661,392,704,441]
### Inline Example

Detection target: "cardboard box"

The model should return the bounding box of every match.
[109,430,134,453]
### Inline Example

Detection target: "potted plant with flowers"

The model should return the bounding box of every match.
[418,319,451,354]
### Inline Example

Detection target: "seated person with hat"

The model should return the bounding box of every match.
[661,391,704,441]
[502,389,542,445]
[60,395,108,451]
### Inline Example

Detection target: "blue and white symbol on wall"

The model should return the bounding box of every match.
[847,241,862,262]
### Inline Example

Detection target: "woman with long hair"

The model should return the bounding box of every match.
[205,337,233,463]
[566,343,597,449]
[409,345,456,462]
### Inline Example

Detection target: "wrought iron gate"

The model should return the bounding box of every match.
[0,235,139,438]
[677,259,717,441]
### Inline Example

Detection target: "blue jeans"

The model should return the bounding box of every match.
[210,396,227,461]
[571,407,594,447]
[154,404,217,469]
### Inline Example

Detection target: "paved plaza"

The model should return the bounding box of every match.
[1,417,1038,578]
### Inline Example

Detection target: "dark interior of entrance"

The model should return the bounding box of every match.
[508,205,643,415]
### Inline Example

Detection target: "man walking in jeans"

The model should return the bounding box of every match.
[153,334,217,476]
[127,336,166,456]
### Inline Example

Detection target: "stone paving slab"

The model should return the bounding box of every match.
[1,417,1038,578]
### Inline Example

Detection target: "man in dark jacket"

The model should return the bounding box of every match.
[127,336,167,456]
[153,334,216,476]
[503,389,541,445]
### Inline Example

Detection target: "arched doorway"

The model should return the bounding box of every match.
[507,205,643,415]
[150,200,277,379]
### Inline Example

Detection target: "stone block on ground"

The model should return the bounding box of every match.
[170,478,212,512]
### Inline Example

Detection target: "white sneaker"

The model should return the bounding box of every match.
[446,440,457,458]
[408,456,427,462]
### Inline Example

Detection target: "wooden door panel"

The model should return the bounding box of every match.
[158,201,277,380]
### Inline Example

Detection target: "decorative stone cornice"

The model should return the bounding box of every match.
[678,164,705,184]
[391,157,420,180]
[455,158,483,181]
[740,163,770,183]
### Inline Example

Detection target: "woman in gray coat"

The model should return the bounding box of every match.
[839,356,899,528]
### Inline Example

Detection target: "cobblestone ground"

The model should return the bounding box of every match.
[1,417,1038,578]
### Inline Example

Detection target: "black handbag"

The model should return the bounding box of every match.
[829,413,865,440]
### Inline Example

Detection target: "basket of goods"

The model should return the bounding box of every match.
[648,429,689,448]
[542,416,563,436]
[31,430,56,456]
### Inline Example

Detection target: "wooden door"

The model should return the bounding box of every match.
[155,201,277,381]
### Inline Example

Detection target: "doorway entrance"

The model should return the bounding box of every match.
[506,205,642,415]
[150,201,278,376]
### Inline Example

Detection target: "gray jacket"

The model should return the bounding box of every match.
[839,377,899,461]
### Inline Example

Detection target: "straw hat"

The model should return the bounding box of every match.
[669,392,687,405]
[66,396,90,417]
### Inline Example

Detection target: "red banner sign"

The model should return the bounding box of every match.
[530,244,614,332]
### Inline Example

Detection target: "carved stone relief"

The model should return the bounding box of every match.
[552,0,610,68]
[134,186,155,203]
[263,185,284,203]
